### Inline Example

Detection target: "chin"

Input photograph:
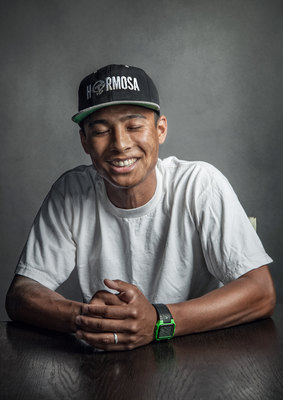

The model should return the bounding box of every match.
[104,175,142,190]
[110,180,138,189]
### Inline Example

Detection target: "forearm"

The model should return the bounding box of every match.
[168,265,276,337]
[5,276,83,333]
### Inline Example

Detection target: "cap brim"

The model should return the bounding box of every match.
[72,100,160,124]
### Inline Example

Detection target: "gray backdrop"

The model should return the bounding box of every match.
[1,0,282,320]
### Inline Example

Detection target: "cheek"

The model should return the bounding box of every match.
[146,138,160,160]
[87,148,104,170]
[138,132,159,154]
[87,140,104,159]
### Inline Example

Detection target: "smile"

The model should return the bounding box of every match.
[109,158,137,167]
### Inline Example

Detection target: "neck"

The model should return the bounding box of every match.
[104,171,157,209]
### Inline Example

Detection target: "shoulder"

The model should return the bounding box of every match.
[158,156,220,174]
[157,156,228,190]
[50,165,99,196]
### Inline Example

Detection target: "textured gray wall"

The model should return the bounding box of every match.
[1,0,282,320]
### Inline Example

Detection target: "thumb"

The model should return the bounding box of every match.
[104,279,136,303]
[104,278,132,292]
[118,290,135,303]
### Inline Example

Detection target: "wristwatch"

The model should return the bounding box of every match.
[152,303,176,341]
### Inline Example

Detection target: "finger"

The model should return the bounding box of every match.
[83,304,135,320]
[118,290,135,303]
[76,330,137,351]
[89,290,124,306]
[104,279,137,303]
[76,314,135,334]
[104,279,134,292]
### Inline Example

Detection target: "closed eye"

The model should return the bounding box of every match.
[92,129,110,136]
[127,125,143,131]
[87,119,110,136]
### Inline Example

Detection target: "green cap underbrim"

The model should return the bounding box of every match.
[72,100,160,124]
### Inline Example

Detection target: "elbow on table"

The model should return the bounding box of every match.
[5,277,27,322]
[5,289,18,321]
[262,283,276,318]
[243,265,276,320]
[257,272,276,319]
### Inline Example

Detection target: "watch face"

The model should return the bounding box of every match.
[158,324,175,339]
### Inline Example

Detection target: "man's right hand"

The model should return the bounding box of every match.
[75,279,157,351]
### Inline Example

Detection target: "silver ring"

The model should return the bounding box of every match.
[113,333,118,344]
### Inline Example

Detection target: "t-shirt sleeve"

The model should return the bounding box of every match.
[15,186,76,290]
[194,164,273,284]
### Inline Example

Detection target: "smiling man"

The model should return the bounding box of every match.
[79,105,167,208]
[6,64,276,351]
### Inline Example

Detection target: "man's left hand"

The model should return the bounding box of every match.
[75,279,157,351]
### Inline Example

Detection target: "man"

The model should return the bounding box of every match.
[6,64,276,351]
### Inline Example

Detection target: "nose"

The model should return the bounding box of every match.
[110,126,132,152]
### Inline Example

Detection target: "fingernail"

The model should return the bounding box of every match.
[75,316,81,325]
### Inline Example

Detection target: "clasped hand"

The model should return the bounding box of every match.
[75,279,157,351]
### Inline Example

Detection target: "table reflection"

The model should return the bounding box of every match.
[3,317,280,400]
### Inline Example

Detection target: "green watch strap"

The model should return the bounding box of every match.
[152,303,176,341]
[153,303,172,323]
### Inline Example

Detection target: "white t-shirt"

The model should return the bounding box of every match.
[16,157,272,304]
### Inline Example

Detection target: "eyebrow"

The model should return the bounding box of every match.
[87,119,108,127]
[120,114,147,122]
[88,114,147,127]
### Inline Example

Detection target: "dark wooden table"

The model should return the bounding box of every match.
[1,305,283,400]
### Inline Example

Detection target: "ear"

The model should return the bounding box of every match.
[157,115,167,144]
[79,130,90,154]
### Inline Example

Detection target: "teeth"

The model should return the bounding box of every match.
[111,158,137,167]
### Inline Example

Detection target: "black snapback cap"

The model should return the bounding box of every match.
[72,64,160,124]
